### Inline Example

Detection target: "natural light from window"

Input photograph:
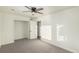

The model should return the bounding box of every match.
[56,24,65,41]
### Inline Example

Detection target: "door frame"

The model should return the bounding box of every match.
[14,20,30,40]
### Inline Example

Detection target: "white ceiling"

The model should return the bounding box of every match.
[0,6,75,18]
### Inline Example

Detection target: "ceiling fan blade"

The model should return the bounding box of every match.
[25,6,31,10]
[36,12,43,14]
[37,8,43,11]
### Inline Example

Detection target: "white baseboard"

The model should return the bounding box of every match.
[41,39,78,53]
[15,38,28,40]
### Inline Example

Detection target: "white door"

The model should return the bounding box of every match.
[15,21,30,40]
[30,21,37,39]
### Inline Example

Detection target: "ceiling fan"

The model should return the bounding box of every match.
[24,6,44,14]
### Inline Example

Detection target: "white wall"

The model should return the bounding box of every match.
[0,13,3,46]
[2,14,15,45]
[39,7,79,52]
[0,9,30,46]
[23,21,29,39]
[15,21,29,40]
[29,21,37,39]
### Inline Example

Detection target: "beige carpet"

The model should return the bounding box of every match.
[0,39,71,53]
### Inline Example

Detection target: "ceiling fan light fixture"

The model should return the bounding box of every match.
[25,6,43,14]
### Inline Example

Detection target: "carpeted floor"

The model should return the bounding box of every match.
[0,39,71,53]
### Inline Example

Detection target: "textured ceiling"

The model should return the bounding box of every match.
[0,6,75,18]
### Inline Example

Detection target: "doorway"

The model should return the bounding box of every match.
[37,21,41,39]
[14,20,30,40]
